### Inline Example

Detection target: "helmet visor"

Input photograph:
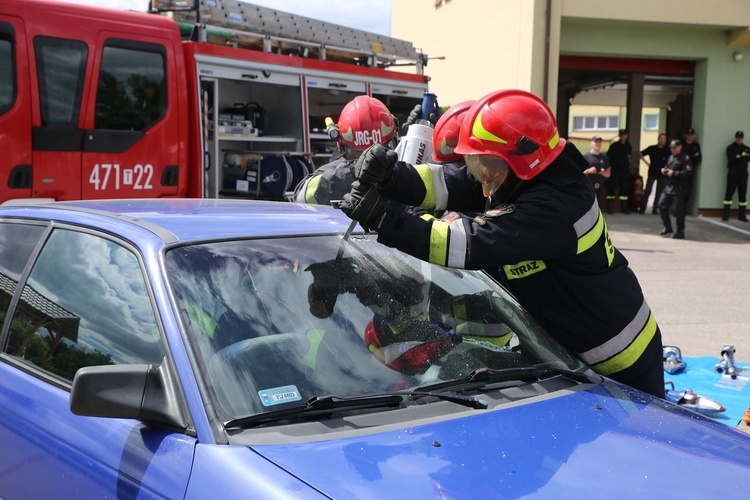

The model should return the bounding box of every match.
[465,155,509,197]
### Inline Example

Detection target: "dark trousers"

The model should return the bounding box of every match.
[724,167,749,204]
[658,186,688,231]
[640,174,664,213]
[606,167,630,202]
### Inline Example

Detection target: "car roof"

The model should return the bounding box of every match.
[0,199,357,243]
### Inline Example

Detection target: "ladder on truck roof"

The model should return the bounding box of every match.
[154,0,430,74]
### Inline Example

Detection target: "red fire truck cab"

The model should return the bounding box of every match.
[0,0,430,204]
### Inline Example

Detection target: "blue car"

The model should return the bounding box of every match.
[1,199,749,498]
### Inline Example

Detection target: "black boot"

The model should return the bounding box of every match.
[723,204,731,221]
[740,206,749,222]
[620,199,631,215]
[607,199,614,215]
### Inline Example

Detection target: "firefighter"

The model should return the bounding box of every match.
[722,130,750,222]
[657,140,693,239]
[606,129,633,214]
[293,95,396,205]
[338,89,665,398]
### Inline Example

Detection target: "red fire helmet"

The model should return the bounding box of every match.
[454,89,565,180]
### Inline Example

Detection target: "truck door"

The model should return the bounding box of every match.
[0,16,32,202]
[80,34,183,199]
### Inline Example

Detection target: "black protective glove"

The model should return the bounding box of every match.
[401,103,438,133]
[353,144,399,189]
[402,104,423,132]
[339,181,386,231]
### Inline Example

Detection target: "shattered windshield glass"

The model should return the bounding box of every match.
[165,234,585,421]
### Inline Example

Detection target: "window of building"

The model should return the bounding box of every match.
[644,114,659,131]
[34,36,88,128]
[573,115,618,131]
[95,40,166,131]
[0,24,15,117]
[4,228,165,383]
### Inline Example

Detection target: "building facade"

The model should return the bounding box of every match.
[392,0,750,214]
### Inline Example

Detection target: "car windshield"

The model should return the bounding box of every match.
[165,234,586,421]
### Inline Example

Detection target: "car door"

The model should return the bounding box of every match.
[0,222,195,498]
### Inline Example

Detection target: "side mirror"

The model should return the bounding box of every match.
[70,359,189,431]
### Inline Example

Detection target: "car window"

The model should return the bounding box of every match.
[94,40,167,131]
[3,228,165,383]
[166,235,585,420]
[0,222,46,333]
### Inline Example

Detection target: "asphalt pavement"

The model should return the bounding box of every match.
[605,209,750,363]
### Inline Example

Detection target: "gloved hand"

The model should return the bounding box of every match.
[353,144,399,189]
[402,103,439,133]
[339,181,386,231]
[402,104,423,132]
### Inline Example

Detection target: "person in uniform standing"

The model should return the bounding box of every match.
[583,135,611,206]
[606,129,633,214]
[339,89,665,398]
[722,130,750,222]
[657,139,693,239]
[639,133,670,214]
[682,127,702,204]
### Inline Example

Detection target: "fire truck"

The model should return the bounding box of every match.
[0,0,432,204]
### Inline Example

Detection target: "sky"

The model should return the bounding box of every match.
[57,0,392,36]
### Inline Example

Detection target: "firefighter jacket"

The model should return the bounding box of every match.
[293,151,353,205]
[376,148,663,396]
[726,141,750,171]
[662,152,692,193]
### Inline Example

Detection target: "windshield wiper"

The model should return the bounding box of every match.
[415,365,594,393]
[224,394,403,429]
[224,390,487,429]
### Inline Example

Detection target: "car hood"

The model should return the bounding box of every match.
[250,382,750,498]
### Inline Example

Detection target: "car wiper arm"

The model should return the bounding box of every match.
[395,390,488,409]
[224,394,404,429]
[416,365,593,393]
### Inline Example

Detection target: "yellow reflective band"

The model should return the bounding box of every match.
[503,260,546,280]
[453,295,467,320]
[415,164,437,208]
[305,175,322,204]
[185,298,217,338]
[429,220,450,265]
[741,202,748,207]
[462,332,513,348]
[548,131,559,150]
[723,200,732,205]
[577,212,604,255]
[472,111,508,144]
[590,312,658,376]
[301,329,326,368]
